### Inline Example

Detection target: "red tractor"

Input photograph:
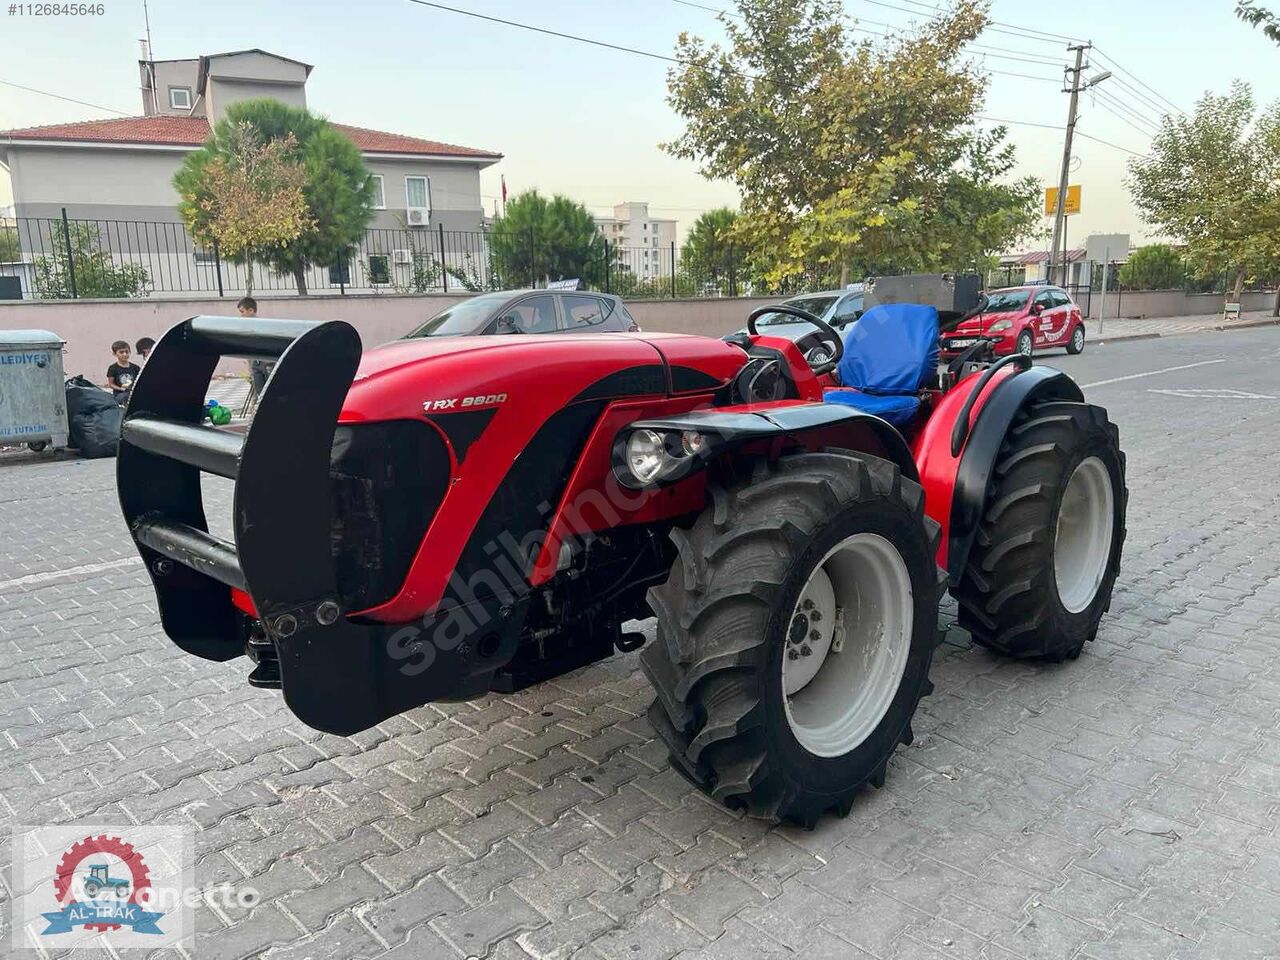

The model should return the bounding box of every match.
[118,274,1126,825]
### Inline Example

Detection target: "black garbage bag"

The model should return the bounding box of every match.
[64,375,124,458]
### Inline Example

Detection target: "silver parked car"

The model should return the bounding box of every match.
[730,286,864,364]
[407,290,640,338]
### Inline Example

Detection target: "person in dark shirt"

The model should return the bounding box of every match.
[135,336,155,367]
[241,297,273,396]
[106,340,141,403]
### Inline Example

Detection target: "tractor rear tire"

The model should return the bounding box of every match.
[953,401,1126,661]
[641,450,940,826]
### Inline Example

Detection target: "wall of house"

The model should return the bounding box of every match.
[204,53,310,121]
[206,77,307,122]
[9,146,189,223]
[142,60,203,116]
[363,159,486,232]
[10,147,489,235]
[0,294,783,380]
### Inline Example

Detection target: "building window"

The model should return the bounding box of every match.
[367,255,391,285]
[169,87,192,110]
[370,175,385,209]
[405,176,429,209]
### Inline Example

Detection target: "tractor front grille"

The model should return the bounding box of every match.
[330,420,450,613]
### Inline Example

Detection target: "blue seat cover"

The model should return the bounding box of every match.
[822,303,939,426]
[822,389,921,425]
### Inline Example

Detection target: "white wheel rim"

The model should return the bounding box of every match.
[1019,334,1033,356]
[1054,456,1114,613]
[1073,328,1084,349]
[782,533,913,757]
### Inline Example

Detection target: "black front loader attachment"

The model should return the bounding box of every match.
[119,316,412,735]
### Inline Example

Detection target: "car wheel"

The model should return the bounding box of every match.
[1067,325,1085,355]
[1016,330,1034,358]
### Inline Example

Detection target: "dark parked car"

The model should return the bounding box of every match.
[407,290,640,338]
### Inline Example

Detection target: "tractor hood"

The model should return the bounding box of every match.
[339,332,747,423]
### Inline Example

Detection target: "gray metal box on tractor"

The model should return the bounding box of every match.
[0,329,69,452]
[864,273,982,320]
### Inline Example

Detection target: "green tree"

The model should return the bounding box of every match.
[0,225,19,263]
[175,99,376,295]
[664,0,1039,286]
[1116,244,1186,290]
[1126,81,1280,301]
[32,223,149,299]
[1236,1,1280,43]
[489,190,605,288]
[680,208,739,290]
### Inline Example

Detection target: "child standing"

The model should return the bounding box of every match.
[106,340,141,402]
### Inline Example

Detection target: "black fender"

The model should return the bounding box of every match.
[622,402,918,487]
[947,365,1084,583]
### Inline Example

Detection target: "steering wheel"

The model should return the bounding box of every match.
[746,304,844,376]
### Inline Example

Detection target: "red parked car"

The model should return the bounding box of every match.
[942,285,1085,358]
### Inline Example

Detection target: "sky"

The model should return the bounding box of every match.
[1,0,1277,249]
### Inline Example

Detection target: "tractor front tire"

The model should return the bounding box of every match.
[954,401,1126,661]
[641,450,940,826]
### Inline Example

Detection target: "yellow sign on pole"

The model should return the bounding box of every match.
[1044,184,1082,216]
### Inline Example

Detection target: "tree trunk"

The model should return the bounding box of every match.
[839,261,849,287]
[1229,266,1246,305]
[244,251,255,296]
[292,259,308,296]
[1272,284,1279,317]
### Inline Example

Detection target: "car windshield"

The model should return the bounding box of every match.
[406,293,514,337]
[756,295,838,326]
[985,290,1031,312]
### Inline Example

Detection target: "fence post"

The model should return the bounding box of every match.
[729,243,737,297]
[529,225,536,287]
[337,253,346,296]
[670,241,676,298]
[213,240,224,298]
[438,223,448,293]
[60,208,77,299]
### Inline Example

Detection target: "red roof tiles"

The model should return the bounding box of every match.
[0,114,500,159]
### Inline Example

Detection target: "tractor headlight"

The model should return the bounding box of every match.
[988,319,1013,333]
[626,429,667,484]
[680,430,707,457]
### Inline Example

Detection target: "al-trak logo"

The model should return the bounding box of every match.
[41,834,165,936]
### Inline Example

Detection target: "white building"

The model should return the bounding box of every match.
[594,202,678,280]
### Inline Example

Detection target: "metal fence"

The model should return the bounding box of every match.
[0,212,851,302]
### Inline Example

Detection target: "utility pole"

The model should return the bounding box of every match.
[1047,46,1112,288]
[1047,43,1088,287]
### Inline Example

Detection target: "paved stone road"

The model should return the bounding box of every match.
[1,327,1279,959]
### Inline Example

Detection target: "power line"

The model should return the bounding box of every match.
[0,79,132,118]
[411,1,1146,159]
[977,115,1147,157]
[853,0,1085,45]
[1092,88,1160,135]
[674,0,1068,68]
[1092,46,1187,116]
[407,0,681,65]
[1091,98,1157,140]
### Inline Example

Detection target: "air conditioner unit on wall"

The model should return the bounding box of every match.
[406,207,429,227]
[393,249,413,265]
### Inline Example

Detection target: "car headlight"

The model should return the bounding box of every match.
[626,429,666,484]
[988,319,1013,333]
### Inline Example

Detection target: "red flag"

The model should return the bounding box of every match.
[501,175,508,203]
